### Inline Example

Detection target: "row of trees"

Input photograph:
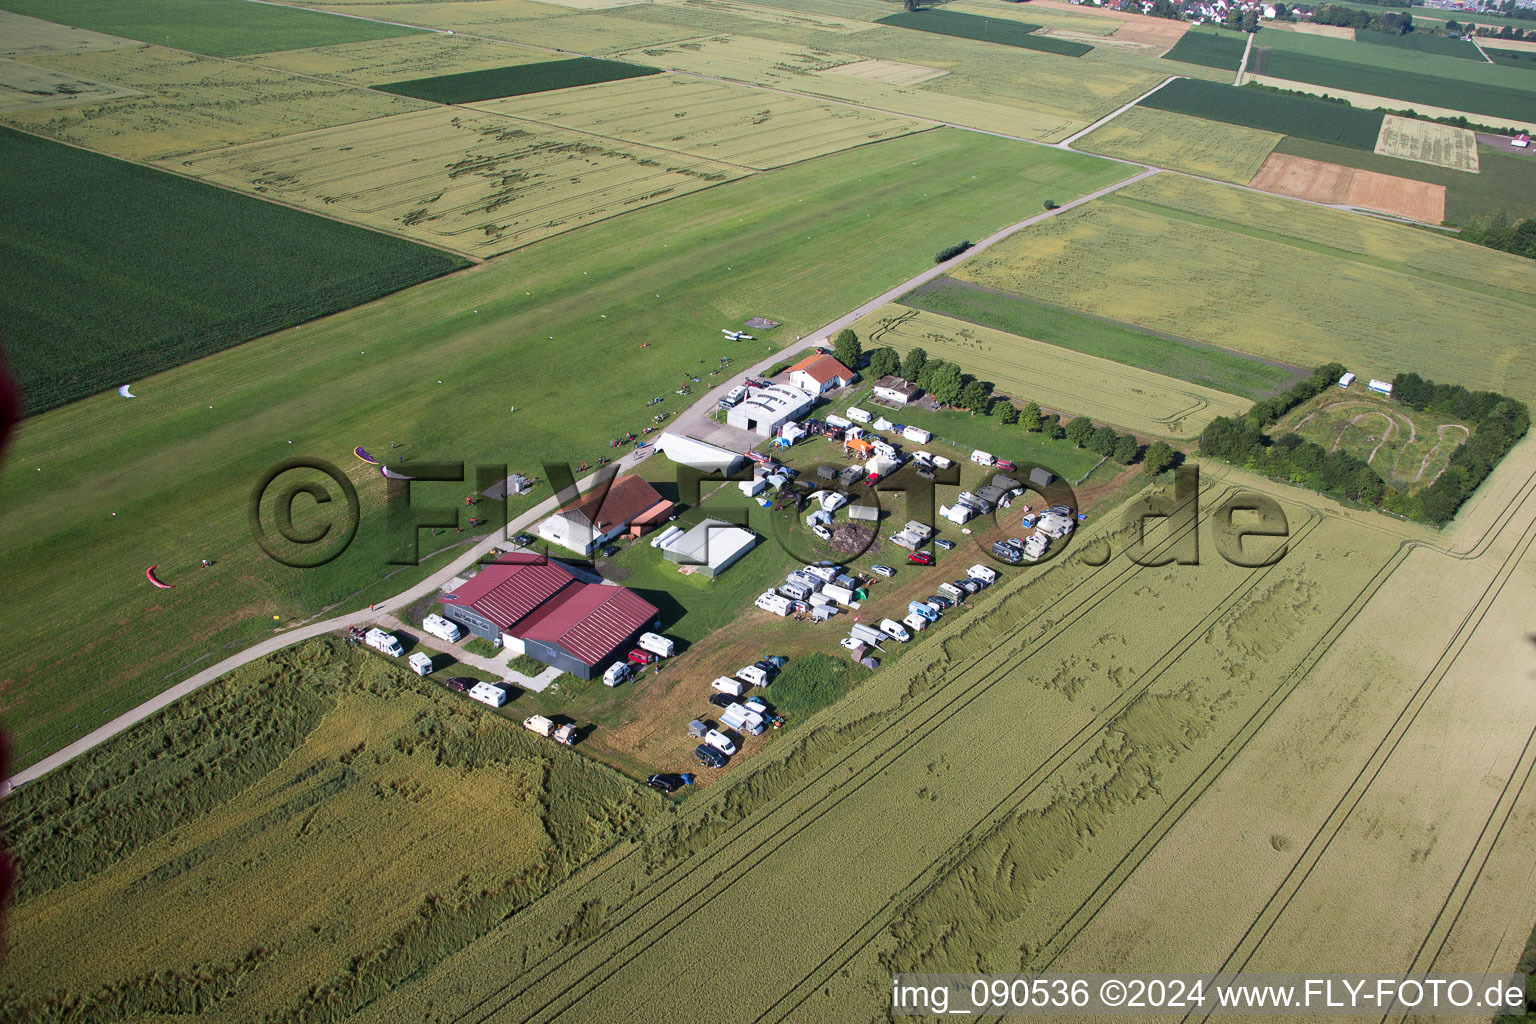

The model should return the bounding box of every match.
[1460,214,1536,262]
[1311,2,1415,32]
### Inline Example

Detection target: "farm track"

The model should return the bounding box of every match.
[1178,479,1536,1024]
[442,478,1226,1024]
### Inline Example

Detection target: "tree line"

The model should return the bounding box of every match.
[1460,214,1536,262]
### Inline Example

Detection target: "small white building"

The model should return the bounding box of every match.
[739,478,767,498]
[1339,372,1357,389]
[661,519,759,577]
[1368,379,1394,396]
[786,352,855,394]
[871,375,922,406]
[727,384,816,437]
[655,431,746,475]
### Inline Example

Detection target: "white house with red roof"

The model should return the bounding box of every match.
[786,352,855,394]
[534,474,673,556]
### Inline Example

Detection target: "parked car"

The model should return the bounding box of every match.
[955,578,980,595]
[601,545,620,558]
[995,459,1017,472]
[907,550,935,565]
[934,538,955,551]
[443,677,474,693]
[839,637,864,651]
[871,564,896,578]
[709,693,736,709]
[811,523,832,541]
[926,594,953,609]
[512,532,536,547]
[695,744,729,768]
[1050,504,1073,517]
[646,773,693,793]
[704,729,738,756]
[627,648,657,666]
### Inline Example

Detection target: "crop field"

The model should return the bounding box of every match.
[0,9,135,57]
[1247,47,1536,121]
[1275,135,1536,224]
[0,124,468,415]
[0,56,141,111]
[1355,27,1485,59]
[0,128,1128,772]
[0,639,655,1022]
[823,57,948,86]
[476,73,930,169]
[1160,26,1248,70]
[312,2,699,54]
[1486,45,1536,69]
[177,106,747,257]
[0,0,422,57]
[0,45,428,161]
[849,304,1250,439]
[248,33,551,87]
[342,452,1536,1022]
[1075,105,1280,182]
[376,56,663,103]
[1140,76,1386,149]
[948,177,1536,407]
[874,10,1094,57]
[1273,387,1470,491]
[900,277,1303,400]
[641,0,879,35]
[1248,150,1447,222]
[1374,113,1480,171]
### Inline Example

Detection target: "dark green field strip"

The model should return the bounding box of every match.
[376,57,664,103]
[1249,46,1536,120]
[1485,47,1536,71]
[1354,29,1487,60]
[1142,77,1384,148]
[874,10,1093,56]
[0,0,421,57]
[1160,29,1249,71]
[1273,135,1536,223]
[899,277,1303,400]
[0,126,468,415]
[1105,192,1536,310]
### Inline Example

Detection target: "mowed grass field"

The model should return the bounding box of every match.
[347,459,1536,1022]
[0,125,468,414]
[0,0,422,56]
[476,73,931,169]
[1,44,429,161]
[0,640,655,1022]
[177,105,747,257]
[1075,105,1281,182]
[0,129,1129,772]
[851,304,1251,439]
[949,174,1536,407]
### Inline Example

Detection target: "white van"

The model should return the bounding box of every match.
[603,662,630,687]
[408,651,434,676]
[364,628,404,657]
[878,618,911,643]
[968,564,998,585]
[637,632,675,658]
[970,450,996,466]
[737,665,769,688]
[470,682,508,707]
[422,614,463,643]
[712,676,746,697]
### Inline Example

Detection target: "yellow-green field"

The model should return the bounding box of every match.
[1,45,427,161]
[247,32,551,87]
[853,303,1249,439]
[650,0,877,34]
[0,640,654,1021]
[952,177,1536,405]
[0,9,136,57]
[314,1,699,53]
[0,56,142,112]
[175,105,747,256]
[1374,113,1480,172]
[1075,105,1281,183]
[474,72,929,169]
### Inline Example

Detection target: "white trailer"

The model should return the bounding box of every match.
[637,632,675,658]
[737,665,770,687]
[408,651,434,676]
[902,425,932,444]
[821,583,856,605]
[712,676,746,697]
[968,564,998,584]
[850,623,887,646]
[847,406,872,424]
[970,450,996,466]
[720,703,765,735]
[470,682,509,707]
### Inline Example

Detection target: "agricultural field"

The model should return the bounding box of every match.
[1272,386,1471,492]
[346,453,1536,1023]
[1140,76,1386,149]
[1485,45,1536,69]
[247,32,550,87]
[0,639,656,1022]
[1075,105,1281,183]
[1354,27,1486,59]
[874,9,1094,57]
[1274,135,1536,224]
[900,277,1304,400]
[177,106,747,257]
[823,58,948,86]
[948,176,1536,407]
[476,73,930,169]
[0,124,468,415]
[0,56,140,111]
[311,1,698,54]
[0,44,429,161]
[0,8,135,57]
[848,304,1251,440]
[376,56,663,104]
[1248,150,1447,222]
[1373,113,1480,171]
[0,0,422,57]
[1159,25,1249,70]
[0,129,1128,772]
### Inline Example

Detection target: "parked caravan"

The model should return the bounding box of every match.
[603,662,630,687]
[932,455,954,469]
[821,583,856,605]
[847,406,872,423]
[469,682,508,707]
[809,605,838,622]
[422,614,463,643]
[408,651,434,676]
[720,703,766,735]
[777,581,814,602]
[712,676,746,697]
[968,564,998,584]
[970,450,996,466]
[737,665,770,687]
[902,425,932,444]
[902,612,929,633]
[637,632,675,658]
[755,592,793,616]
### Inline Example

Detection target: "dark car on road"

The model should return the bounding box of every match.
[443,677,474,692]
[646,773,694,793]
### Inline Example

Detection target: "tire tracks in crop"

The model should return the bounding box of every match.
[1177,482,1536,1024]
[449,478,1234,1024]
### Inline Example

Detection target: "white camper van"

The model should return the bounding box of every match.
[364,628,404,657]
[637,632,675,658]
[422,614,463,643]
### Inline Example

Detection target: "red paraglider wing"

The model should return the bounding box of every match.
[145,565,174,589]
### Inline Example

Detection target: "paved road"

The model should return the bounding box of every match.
[1236,33,1254,85]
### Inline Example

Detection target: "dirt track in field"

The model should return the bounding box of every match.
[1248,151,1446,223]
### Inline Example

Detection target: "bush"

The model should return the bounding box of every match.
[463,636,499,658]
[934,240,973,263]
[506,653,545,675]
[1143,440,1177,475]
[1043,198,1059,211]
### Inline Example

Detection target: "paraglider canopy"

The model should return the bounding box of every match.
[354,446,379,465]
[145,566,173,589]
[380,466,414,480]
[117,384,136,398]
